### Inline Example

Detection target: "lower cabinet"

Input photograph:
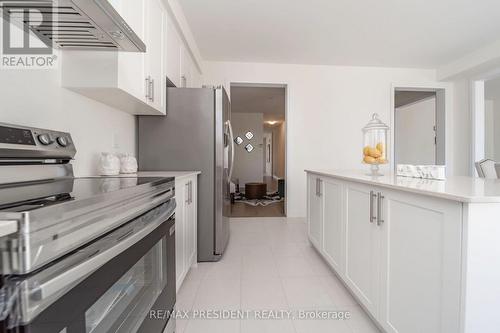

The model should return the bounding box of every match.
[321,178,344,273]
[306,172,462,333]
[344,183,381,316]
[307,174,344,272]
[379,189,462,333]
[175,175,198,292]
[307,174,323,249]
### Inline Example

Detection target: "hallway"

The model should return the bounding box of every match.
[174,217,381,333]
[230,176,285,217]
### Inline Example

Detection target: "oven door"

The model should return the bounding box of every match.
[0,199,176,333]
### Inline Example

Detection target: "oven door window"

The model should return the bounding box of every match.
[85,238,167,333]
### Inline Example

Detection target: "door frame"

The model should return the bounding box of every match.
[263,132,273,176]
[469,68,500,175]
[390,83,449,172]
[230,82,288,216]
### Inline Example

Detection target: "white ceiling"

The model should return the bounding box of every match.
[231,86,285,122]
[179,0,500,68]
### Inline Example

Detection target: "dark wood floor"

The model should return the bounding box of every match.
[230,176,285,217]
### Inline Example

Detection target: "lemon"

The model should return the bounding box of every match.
[376,143,385,153]
[368,148,382,158]
[363,156,376,164]
[363,146,371,156]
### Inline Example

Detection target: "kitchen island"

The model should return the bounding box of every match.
[305,169,500,333]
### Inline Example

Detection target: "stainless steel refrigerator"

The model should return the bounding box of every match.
[138,86,233,262]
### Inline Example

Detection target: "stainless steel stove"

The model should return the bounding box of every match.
[0,123,176,333]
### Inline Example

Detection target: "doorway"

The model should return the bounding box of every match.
[471,73,500,175]
[393,88,446,168]
[228,84,286,217]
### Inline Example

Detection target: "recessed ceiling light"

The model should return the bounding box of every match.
[267,121,278,125]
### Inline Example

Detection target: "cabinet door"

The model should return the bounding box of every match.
[145,0,165,111]
[379,190,462,333]
[165,15,182,87]
[185,177,197,267]
[322,178,344,273]
[113,0,146,101]
[175,179,186,291]
[307,174,323,250]
[344,183,380,316]
[180,45,190,88]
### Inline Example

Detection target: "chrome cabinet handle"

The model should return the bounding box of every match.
[189,181,193,204]
[151,78,155,102]
[369,191,377,223]
[145,76,150,99]
[185,182,190,203]
[316,178,322,197]
[377,192,385,226]
[185,181,193,204]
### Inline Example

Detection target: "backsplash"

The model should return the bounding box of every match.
[0,57,136,176]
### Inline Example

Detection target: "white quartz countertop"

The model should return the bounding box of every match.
[305,169,500,203]
[89,171,201,180]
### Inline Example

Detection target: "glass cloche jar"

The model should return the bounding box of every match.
[362,113,389,176]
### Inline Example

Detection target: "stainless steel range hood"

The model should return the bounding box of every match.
[0,0,146,52]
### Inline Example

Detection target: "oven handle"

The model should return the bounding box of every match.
[29,198,176,303]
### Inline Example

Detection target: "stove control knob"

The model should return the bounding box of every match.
[37,134,53,145]
[56,136,69,147]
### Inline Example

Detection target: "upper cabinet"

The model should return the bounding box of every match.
[166,19,202,88]
[61,0,202,115]
[145,0,166,111]
[165,18,182,88]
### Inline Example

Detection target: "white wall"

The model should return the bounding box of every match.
[264,122,286,179]
[231,112,264,186]
[203,61,436,217]
[448,78,475,176]
[483,99,500,161]
[395,97,436,165]
[485,99,495,160]
[0,52,136,176]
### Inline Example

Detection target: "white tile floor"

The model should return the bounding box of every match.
[175,217,381,333]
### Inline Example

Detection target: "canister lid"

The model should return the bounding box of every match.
[362,113,389,131]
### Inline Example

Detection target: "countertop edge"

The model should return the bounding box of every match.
[87,171,201,179]
[305,169,500,204]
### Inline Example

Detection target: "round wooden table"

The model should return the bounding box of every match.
[245,182,267,199]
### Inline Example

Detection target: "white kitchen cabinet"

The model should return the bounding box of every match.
[321,178,344,275]
[344,183,380,316]
[305,171,463,333]
[62,0,166,115]
[379,189,462,333]
[165,17,182,87]
[175,174,198,291]
[145,0,166,111]
[180,45,190,87]
[180,45,202,88]
[307,174,323,250]
[112,0,146,100]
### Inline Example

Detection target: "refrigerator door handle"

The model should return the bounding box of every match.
[227,120,235,182]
